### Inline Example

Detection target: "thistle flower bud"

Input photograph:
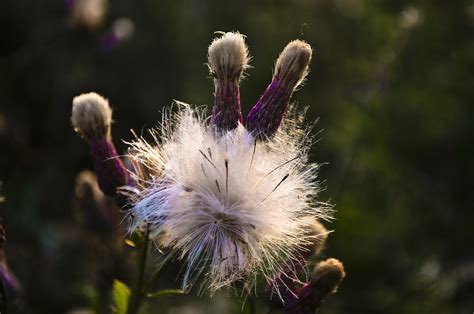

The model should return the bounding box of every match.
[74,170,116,233]
[71,92,132,197]
[72,92,112,140]
[310,258,346,298]
[299,217,328,259]
[0,222,21,298]
[274,259,345,313]
[208,32,249,131]
[68,0,108,30]
[283,283,313,313]
[247,40,312,138]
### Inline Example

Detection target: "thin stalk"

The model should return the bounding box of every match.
[247,295,256,314]
[127,228,150,314]
[146,251,174,290]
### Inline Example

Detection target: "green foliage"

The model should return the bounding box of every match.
[146,289,185,298]
[113,280,131,314]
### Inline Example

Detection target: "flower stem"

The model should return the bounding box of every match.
[146,251,173,291]
[247,295,256,314]
[127,228,150,314]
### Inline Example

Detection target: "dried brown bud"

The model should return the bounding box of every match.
[300,216,329,259]
[310,258,346,298]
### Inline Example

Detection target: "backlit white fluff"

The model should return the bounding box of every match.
[127,103,330,294]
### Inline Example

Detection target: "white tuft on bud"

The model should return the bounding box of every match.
[71,92,112,140]
[274,40,312,88]
[127,103,331,295]
[208,32,250,80]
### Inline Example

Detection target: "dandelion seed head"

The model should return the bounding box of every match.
[127,104,331,294]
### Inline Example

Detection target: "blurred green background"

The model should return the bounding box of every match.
[0,0,473,313]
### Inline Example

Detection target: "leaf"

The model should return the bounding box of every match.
[82,285,99,314]
[146,289,185,298]
[113,279,131,314]
[127,231,144,247]
[124,238,136,248]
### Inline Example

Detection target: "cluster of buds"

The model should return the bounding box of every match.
[207,32,312,138]
[71,32,345,311]
[267,217,345,313]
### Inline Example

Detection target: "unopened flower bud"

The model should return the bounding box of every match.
[299,217,328,259]
[72,92,133,197]
[278,259,345,313]
[310,258,346,298]
[72,92,112,140]
[247,40,312,138]
[74,170,116,233]
[68,0,108,30]
[208,32,249,131]
[0,221,21,298]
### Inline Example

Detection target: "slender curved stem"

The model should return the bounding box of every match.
[127,228,150,314]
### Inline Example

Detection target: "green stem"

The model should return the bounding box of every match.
[247,295,256,314]
[146,251,173,290]
[127,228,150,314]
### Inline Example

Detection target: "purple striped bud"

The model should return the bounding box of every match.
[247,40,312,138]
[208,32,249,131]
[271,259,345,313]
[266,218,327,307]
[266,255,307,308]
[283,283,314,313]
[71,92,133,197]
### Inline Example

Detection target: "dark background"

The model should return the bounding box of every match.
[0,0,473,313]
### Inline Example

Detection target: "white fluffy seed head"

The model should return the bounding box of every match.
[71,92,112,140]
[127,103,331,295]
[208,32,249,80]
[274,40,312,87]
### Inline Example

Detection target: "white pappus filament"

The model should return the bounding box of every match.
[127,103,331,294]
